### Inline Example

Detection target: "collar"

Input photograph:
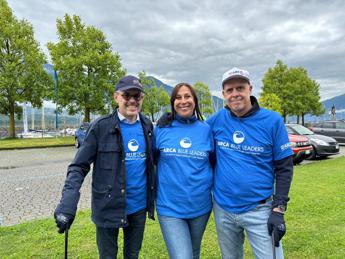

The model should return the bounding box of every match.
[175,114,198,124]
[117,109,140,124]
[226,96,260,118]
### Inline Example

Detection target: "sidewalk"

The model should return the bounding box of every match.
[0,147,90,226]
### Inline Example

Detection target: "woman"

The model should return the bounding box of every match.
[154,83,213,259]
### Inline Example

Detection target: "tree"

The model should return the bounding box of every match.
[286,67,324,125]
[47,14,125,122]
[0,0,52,137]
[298,79,324,125]
[262,60,292,121]
[193,82,213,117]
[139,71,170,122]
[262,60,324,124]
[259,93,283,115]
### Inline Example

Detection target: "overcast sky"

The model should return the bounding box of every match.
[7,0,345,100]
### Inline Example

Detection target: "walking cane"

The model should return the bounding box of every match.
[65,223,69,259]
[271,231,276,259]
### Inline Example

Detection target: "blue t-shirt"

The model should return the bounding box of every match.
[120,121,147,215]
[207,108,293,214]
[154,119,213,218]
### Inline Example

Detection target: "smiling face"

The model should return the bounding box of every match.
[222,78,253,116]
[173,85,196,118]
[114,89,144,122]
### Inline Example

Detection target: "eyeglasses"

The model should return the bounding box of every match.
[120,92,144,102]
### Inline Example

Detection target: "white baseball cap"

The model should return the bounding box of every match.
[222,67,250,87]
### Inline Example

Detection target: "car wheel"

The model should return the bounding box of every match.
[293,156,303,165]
[75,138,80,148]
[308,146,317,160]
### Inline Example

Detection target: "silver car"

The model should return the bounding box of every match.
[286,123,339,159]
[310,120,345,144]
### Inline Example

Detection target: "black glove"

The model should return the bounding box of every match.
[54,212,74,234]
[267,211,286,247]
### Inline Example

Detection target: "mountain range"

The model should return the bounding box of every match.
[321,93,345,111]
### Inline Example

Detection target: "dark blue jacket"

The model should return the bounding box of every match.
[55,112,155,228]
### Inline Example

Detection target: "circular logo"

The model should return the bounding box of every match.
[233,131,245,144]
[179,137,192,148]
[128,139,139,152]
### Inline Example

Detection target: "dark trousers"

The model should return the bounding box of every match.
[96,209,146,259]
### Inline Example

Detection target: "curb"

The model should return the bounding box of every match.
[0,144,75,151]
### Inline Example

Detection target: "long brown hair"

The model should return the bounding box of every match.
[170,83,204,121]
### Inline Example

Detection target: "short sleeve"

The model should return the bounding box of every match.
[272,116,293,161]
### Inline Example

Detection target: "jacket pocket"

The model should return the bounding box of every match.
[98,143,121,169]
[92,183,113,200]
[92,183,112,213]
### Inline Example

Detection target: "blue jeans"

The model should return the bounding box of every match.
[96,209,146,259]
[214,201,284,259]
[158,212,211,259]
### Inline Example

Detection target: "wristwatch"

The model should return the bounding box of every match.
[273,205,286,214]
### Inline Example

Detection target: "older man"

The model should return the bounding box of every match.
[54,75,155,259]
[207,67,293,259]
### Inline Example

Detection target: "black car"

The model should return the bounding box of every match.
[310,120,345,144]
[286,123,339,159]
[75,122,90,148]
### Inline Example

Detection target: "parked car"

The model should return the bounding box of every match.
[309,120,345,144]
[288,133,313,164]
[59,128,77,136]
[75,122,90,148]
[286,124,339,159]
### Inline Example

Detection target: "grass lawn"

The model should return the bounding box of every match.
[0,136,74,150]
[0,157,344,258]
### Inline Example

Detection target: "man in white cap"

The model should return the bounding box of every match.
[207,67,294,258]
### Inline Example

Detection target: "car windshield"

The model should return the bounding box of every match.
[289,124,314,135]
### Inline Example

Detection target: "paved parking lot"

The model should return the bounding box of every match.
[0,146,344,226]
[0,147,91,226]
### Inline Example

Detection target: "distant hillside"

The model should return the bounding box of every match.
[322,93,345,111]
[147,76,224,112]
[147,76,173,95]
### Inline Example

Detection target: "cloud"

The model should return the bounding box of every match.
[7,0,345,100]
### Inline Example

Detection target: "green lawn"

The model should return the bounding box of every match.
[0,136,74,149]
[1,157,344,258]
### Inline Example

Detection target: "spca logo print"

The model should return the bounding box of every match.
[179,137,192,148]
[128,139,139,152]
[233,131,245,144]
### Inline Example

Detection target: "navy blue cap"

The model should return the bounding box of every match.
[115,75,143,92]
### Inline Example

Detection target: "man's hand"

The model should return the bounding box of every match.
[267,211,286,247]
[54,212,74,234]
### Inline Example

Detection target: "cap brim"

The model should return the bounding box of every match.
[222,75,250,86]
[119,85,143,92]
